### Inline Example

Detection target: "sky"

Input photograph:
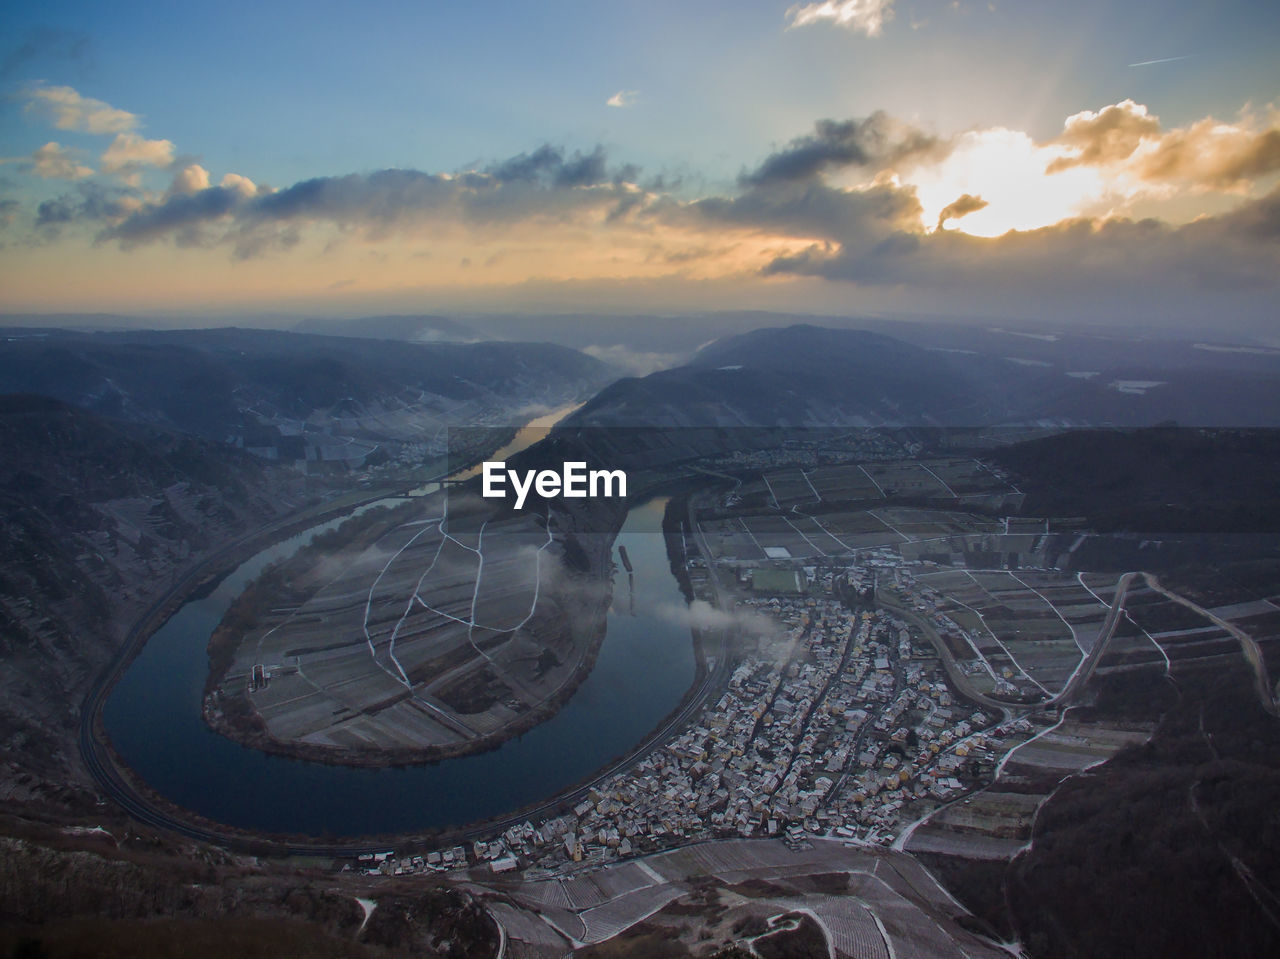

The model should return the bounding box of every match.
[0,0,1277,336]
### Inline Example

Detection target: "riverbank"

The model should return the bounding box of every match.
[200,493,623,768]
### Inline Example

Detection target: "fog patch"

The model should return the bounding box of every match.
[583,343,686,376]
[306,539,403,586]
[657,599,778,637]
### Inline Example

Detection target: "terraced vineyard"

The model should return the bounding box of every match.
[207,493,610,759]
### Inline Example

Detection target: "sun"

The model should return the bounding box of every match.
[907,128,1115,237]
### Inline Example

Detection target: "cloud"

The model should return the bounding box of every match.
[786,0,896,37]
[657,599,778,637]
[484,144,612,188]
[88,145,635,253]
[168,163,210,195]
[17,102,1280,323]
[32,142,93,180]
[1046,100,1162,174]
[0,141,94,180]
[16,83,194,188]
[936,193,987,229]
[248,169,455,224]
[1048,99,1280,189]
[1215,182,1280,242]
[582,343,685,376]
[35,182,141,234]
[219,172,259,197]
[607,90,638,108]
[101,133,175,176]
[99,183,245,246]
[761,186,1280,301]
[721,106,1280,307]
[1136,114,1280,188]
[742,113,940,185]
[686,177,922,254]
[23,83,137,135]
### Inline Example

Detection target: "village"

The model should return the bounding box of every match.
[353,559,1037,878]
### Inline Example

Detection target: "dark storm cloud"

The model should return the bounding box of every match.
[742,112,941,186]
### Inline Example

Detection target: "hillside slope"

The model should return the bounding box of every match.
[0,395,314,794]
[569,323,1280,430]
[0,328,616,469]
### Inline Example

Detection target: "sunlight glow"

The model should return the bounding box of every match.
[908,128,1114,236]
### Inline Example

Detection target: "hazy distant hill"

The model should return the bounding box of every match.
[569,323,1280,430]
[0,328,616,468]
[291,314,481,342]
[571,325,1035,428]
[0,395,310,787]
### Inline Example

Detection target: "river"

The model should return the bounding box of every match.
[102,495,695,838]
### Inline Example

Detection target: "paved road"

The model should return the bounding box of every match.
[1044,571,1138,708]
[879,572,1140,715]
[827,619,903,802]
[875,591,1023,714]
[1144,573,1278,717]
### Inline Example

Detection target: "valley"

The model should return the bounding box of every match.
[4,318,1280,958]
